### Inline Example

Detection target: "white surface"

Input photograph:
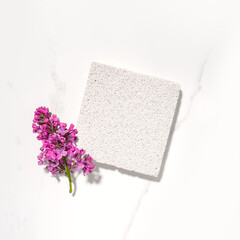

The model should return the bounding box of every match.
[1,1,240,240]
[77,62,180,177]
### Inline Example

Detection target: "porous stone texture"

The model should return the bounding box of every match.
[77,62,180,177]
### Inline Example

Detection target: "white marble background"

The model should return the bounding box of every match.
[1,1,240,239]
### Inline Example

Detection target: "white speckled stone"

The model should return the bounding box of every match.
[77,62,180,177]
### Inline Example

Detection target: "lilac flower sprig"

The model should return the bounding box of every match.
[32,106,95,193]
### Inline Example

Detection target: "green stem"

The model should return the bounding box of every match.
[50,125,54,133]
[58,167,66,173]
[63,157,72,193]
[70,162,77,171]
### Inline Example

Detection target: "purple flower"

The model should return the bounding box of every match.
[56,147,67,159]
[79,149,86,155]
[38,160,43,165]
[33,106,95,194]
[56,127,69,136]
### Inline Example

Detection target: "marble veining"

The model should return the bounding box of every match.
[1,1,240,240]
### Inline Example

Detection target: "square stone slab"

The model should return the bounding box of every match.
[77,62,180,177]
